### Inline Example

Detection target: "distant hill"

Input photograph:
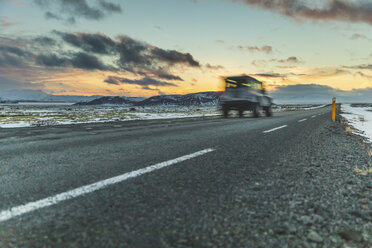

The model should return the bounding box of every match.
[74,96,145,105]
[76,92,220,106]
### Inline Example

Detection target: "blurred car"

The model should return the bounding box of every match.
[219,75,273,118]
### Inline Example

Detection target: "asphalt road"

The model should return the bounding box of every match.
[0,106,336,247]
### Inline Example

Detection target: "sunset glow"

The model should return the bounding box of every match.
[1,0,371,97]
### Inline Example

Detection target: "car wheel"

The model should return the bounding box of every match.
[223,106,229,118]
[265,105,272,117]
[238,109,244,118]
[253,104,260,118]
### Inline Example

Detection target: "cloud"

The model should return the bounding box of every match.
[0,45,31,67]
[55,31,116,54]
[253,73,287,78]
[50,32,200,79]
[1,32,202,81]
[235,45,273,54]
[104,76,177,87]
[34,0,122,22]
[270,84,372,104]
[35,52,113,70]
[71,52,111,70]
[150,47,200,67]
[344,64,372,70]
[350,33,370,40]
[205,63,225,71]
[247,45,273,54]
[35,53,69,67]
[228,0,372,25]
[251,60,267,67]
[0,31,208,92]
[33,36,57,47]
[0,17,21,29]
[277,56,301,64]
[145,70,184,81]
[99,0,121,12]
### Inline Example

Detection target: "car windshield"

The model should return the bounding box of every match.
[225,78,251,88]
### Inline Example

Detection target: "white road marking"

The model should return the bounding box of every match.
[263,125,288,133]
[298,119,307,122]
[311,115,316,118]
[0,148,215,223]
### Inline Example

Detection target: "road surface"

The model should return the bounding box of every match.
[2,106,368,247]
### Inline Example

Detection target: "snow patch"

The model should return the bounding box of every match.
[341,104,372,143]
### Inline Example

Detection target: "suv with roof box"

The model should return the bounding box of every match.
[219,75,273,118]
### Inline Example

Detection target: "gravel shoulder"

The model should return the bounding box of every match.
[234,113,372,247]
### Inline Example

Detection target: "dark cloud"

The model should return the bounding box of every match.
[104,76,177,87]
[205,63,224,71]
[70,52,111,70]
[235,45,273,54]
[45,11,76,24]
[33,36,57,47]
[230,0,372,25]
[150,47,200,67]
[115,35,200,79]
[36,53,69,67]
[253,73,287,78]
[55,31,116,54]
[0,45,31,67]
[45,11,61,20]
[246,45,273,54]
[34,0,122,22]
[277,56,301,64]
[99,0,121,12]
[344,64,372,70]
[147,70,184,81]
[35,52,113,71]
[116,35,150,67]
[1,32,201,81]
[51,32,200,74]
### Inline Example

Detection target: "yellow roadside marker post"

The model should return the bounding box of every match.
[332,97,336,122]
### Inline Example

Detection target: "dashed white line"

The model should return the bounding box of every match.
[0,148,215,222]
[263,125,288,133]
[298,119,307,122]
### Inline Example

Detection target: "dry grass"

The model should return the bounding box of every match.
[345,126,353,134]
[354,166,372,176]
[358,115,365,122]
[367,148,372,157]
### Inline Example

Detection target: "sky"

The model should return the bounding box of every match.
[0,0,371,97]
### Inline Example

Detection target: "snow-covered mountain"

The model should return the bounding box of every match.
[0,89,102,102]
[76,92,220,106]
[136,92,219,106]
